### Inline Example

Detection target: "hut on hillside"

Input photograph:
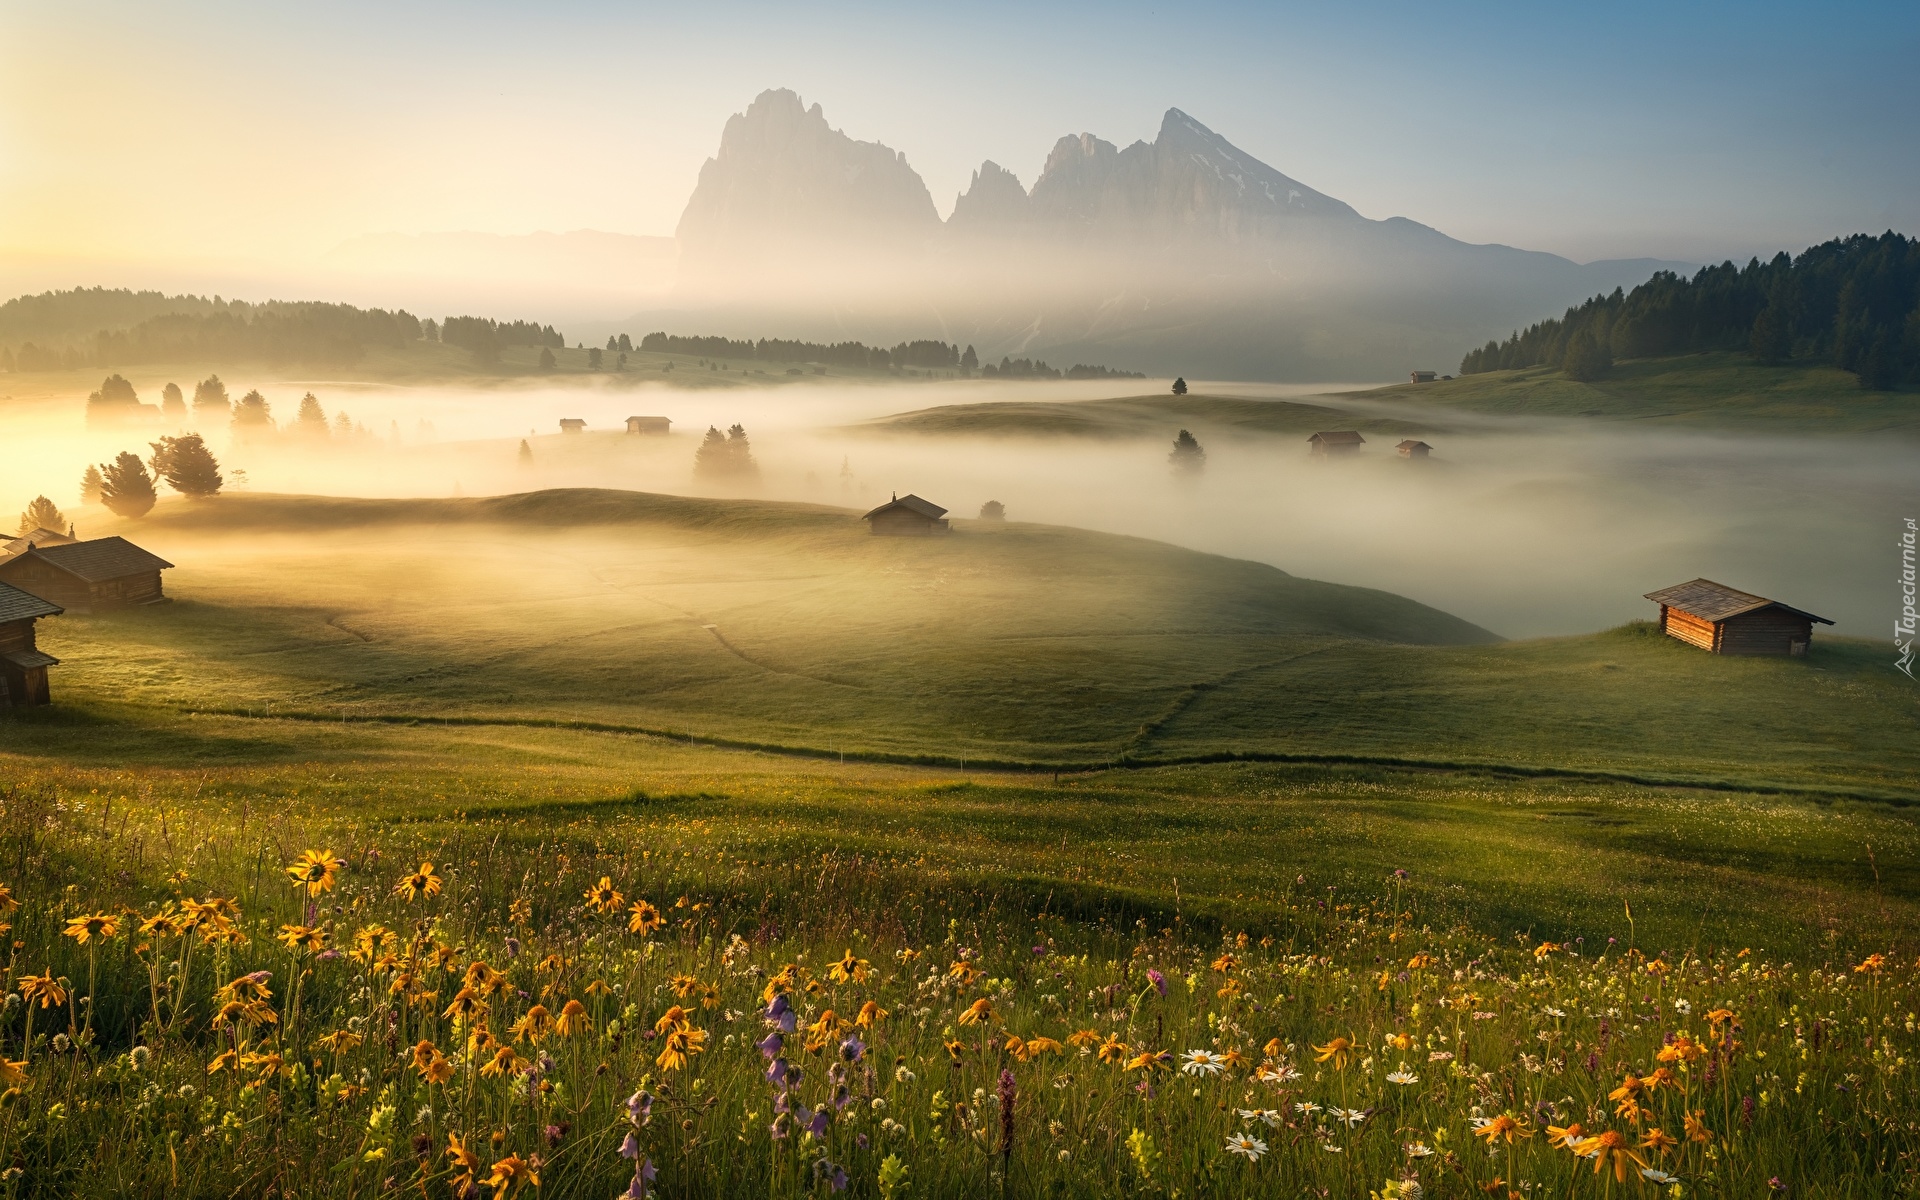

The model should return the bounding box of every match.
[1308,431,1366,458]
[1410,370,1438,383]
[625,416,671,435]
[0,526,76,560]
[863,494,950,537]
[1396,440,1432,459]
[1644,578,1832,656]
[559,419,587,434]
[0,580,62,707]
[0,537,173,613]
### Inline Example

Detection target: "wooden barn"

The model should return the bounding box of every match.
[1,526,76,560]
[1309,431,1366,458]
[1396,439,1432,459]
[0,537,173,613]
[625,416,671,435]
[863,494,950,537]
[0,580,61,707]
[1644,578,1833,657]
[559,418,587,434]
[1410,370,1437,383]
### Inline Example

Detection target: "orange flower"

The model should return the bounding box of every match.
[284,850,345,897]
[1312,1037,1354,1070]
[1572,1130,1648,1182]
[1474,1114,1531,1144]
[855,1000,887,1028]
[582,876,623,914]
[958,998,994,1026]
[1547,1122,1586,1150]
[627,900,663,936]
[1097,1036,1129,1064]
[554,999,590,1037]
[62,912,120,944]
[1067,1029,1103,1048]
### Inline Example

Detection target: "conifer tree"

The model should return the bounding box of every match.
[98,451,158,517]
[726,424,758,476]
[693,426,729,478]
[978,500,1005,520]
[79,464,105,505]
[518,439,533,466]
[149,434,224,498]
[161,382,186,423]
[1749,305,1793,365]
[588,348,603,370]
[961,345,978,373]
[1169,429,1206,475]
[295,393,328,436]
[1171,376,1188,395]
[192,375,231,420]
[232,390,273,440]
[16,496,65,535]
[539,347,557,371]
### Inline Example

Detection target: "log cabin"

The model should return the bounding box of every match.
[0,526,76,560]
[862,494,950,536]
[1644,578,1833,656]
[625,416,672,434]
[0,580,61,707]
[1396,440,1432,459]
[0,537,173,613]
[1309,431,1366,458]
[1410,371,1437,383]
[559,419,587,434]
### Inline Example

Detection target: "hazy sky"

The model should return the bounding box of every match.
[3,0,1916,284]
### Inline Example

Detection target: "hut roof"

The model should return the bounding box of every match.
[0,580,63,623]
[1,527,75,558]
[1309,431,1366,445]
[1396,440,1432,450]
[862,494,948,520]
[0,648,58,670]
[17,537,174,583]
[1644,578,1832,625]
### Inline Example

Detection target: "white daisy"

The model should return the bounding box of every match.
[1386,1065,1419,1085]
[1293,1101,1322,1115]
[1223,1132,1267,1161]
[1236,1108,1283,1127]
[1181,1049,1226,1077]
[1404,1142,1435,1158]
[1641,1168,1679,1184]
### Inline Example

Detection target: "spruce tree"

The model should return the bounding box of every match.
[16,495,65,535]
[295,393,328,436]
[161,382,186,423]
[99,451,158,517]
[726,424,758,476]
[538,347,556,371]
[1749,306,1792,365]
[192,375,231,420]
[1171,376,1188,395]
[518,439,533,466]
[79,464,105,505]
[149,434,224,498]
[1169,429,1206,474]
[961,345,979,373]
[588,348,603,370]
[693,426,729,478]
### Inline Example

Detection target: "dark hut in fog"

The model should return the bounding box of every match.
[1396,440,1432,459]
[0,580,61,707]
[625,416,672,434]
[863,494,950,537]
[0,526,76,560]
[1309,431,1365,458]
[0,537,173,613]
[1644,578,1832,657]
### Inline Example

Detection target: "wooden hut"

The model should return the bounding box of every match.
[0,526,76,560]
[625,416,671,435]
[0,537,173,613]
[1395,440,1432,459]
[1410,370,1437,383]
[0,580,62,707]
[1644,578,1832,657]
[559,419,587,434]
[1308,431,1365,458]
[862,494,950,537]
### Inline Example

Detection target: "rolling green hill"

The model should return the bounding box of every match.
[24,489,1914,799]
[859,392,1438,439]
[1347,350,1920,432]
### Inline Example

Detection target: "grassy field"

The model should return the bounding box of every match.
[1,489,1917,1194]
[1345,351,1920,433]
[42,490,1914,799]
[860,393,1436,441]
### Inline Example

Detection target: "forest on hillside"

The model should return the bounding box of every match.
[1461,231,1920,388]
[637,331,1144,378]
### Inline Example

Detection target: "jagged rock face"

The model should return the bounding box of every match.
[947,161,1030,233]
[675,89,940,261]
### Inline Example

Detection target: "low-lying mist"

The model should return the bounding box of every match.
[6,374,1909,639]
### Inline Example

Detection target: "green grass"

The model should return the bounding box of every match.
[44,490,1915,800]
[857,393,1436,440]
[1346,350,1920,432]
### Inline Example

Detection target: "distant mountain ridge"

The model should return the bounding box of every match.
[663,89,1691,378]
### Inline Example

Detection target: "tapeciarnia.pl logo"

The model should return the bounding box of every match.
[1899,517,1917,679]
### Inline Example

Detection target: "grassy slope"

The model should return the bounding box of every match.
[1345,350,1920,432]
[859,393,1437,439]
[34,489,1918,799]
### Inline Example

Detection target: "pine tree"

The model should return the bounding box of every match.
[149,434,224,498]
[606,336,618,351]
[85,374,141,425]
[295,393,328,436]
[1749,305,1793,365]
[978,500,1005,520]
[1169,429,1206,475]
[161,382,186,423]
[961,345,978,373]
[588,348,603,370]
[693,426,729,478]
[1859,333,1900,391]
[192,375,231,420]
[232,390,273,439]
[726,424,758,476]
[98,451,158,518]
[539,347,557,371]
[1561,331,1612,381]
[16,496,65,535]
[1171,377,1188,395]
[518,439,533,466]
[79,464,105,505]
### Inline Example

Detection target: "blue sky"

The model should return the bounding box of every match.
[3,0,1916,269]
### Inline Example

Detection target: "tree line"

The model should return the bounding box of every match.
[636,331,1141,379]
[1460,231,1920,388]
